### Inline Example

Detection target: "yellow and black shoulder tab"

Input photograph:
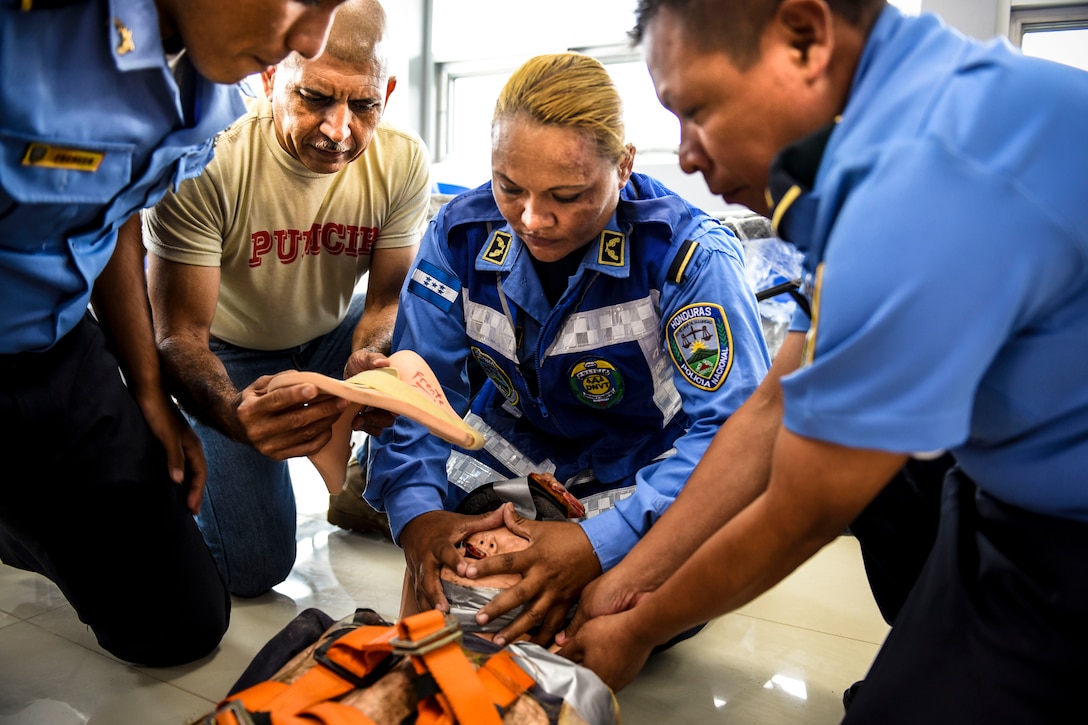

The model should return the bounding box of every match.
[666,239,699,284]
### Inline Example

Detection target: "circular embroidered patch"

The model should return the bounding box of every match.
[470,347,519,405]
[666,302,733,391]
[568,357,625,409]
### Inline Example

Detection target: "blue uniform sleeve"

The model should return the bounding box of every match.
[781,139,1082,453]
[364,214,474,542]
[581,218,772,570]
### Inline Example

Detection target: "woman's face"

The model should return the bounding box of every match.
[491,114,632,263]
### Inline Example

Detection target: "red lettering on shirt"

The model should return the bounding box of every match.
[248,224,380,264]
[274,229,300,264]
[249,230,272,267]
[322,222,346,255]
[303,224,321,256]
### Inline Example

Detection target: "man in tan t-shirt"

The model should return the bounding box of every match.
[143,0,430,597]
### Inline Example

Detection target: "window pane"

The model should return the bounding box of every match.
[1021,28,1088,72]
[607,60,680,155]
[442,60,678,174]
[432,0,635,61]
[448,72,511,163]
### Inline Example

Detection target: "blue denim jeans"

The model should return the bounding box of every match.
[191,295,365,597]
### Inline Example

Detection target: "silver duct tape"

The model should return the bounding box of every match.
[440,580,523,633]
[509,641,619,725]
[492,476,538,519]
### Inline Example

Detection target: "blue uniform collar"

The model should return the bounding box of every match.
[765,4,909,255]
[473,212,632,279]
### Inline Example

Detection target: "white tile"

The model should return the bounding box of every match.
[736,536,890,644]
[0,465,884,725]
[0,565,67,619]
[0,621,215,725]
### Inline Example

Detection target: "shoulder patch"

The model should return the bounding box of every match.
[482,230,513,266]
[408,259,461,312]
[666,303,733,391]
[471,347,519,406]
[597,230,625,267]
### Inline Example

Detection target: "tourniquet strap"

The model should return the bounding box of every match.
[393,610,534,725]
[206,611,535,725]
[212,624,397,724]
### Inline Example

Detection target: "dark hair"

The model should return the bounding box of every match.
[630,0,886,68]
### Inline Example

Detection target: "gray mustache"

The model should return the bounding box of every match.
[313,140,351,153]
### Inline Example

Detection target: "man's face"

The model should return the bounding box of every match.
[642,8,826,215]
[265,53,391,174]
[161,0,346,84]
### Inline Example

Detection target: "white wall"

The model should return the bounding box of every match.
[390,0,1073,200]
[923,0,1086,38]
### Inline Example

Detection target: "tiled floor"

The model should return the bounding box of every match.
[0,458,888,724]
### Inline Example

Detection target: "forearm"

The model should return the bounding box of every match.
[628,489,827,647]
[157,334,246,441]
[90,214,163,402]
[352,301,397,355]
[629,428,908,648]
[608,332,803,591]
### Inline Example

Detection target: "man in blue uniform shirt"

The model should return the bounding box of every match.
[0,0,346,666]
[557,1,1088,721]
[364,53,770,648]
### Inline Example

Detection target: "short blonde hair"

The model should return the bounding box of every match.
[493,53,629,164]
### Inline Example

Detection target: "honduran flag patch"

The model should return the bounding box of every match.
[408,259,461,312]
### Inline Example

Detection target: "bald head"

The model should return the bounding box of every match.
[282,0,390,77]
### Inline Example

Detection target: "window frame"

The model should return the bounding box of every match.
[432,43,678,166]
[1009,3,1088,44]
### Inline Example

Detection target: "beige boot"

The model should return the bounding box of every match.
[327,455,391,539]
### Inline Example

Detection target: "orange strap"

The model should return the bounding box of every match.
[205,612,535,725]
[393,610,534,725]
[210,624,397,725]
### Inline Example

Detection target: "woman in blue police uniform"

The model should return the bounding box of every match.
[0,0,345,666]
[365,52,770,647]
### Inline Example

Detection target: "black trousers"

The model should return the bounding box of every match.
[849,454,953,626]
[0,315,229,666]
[845,463,1088,724]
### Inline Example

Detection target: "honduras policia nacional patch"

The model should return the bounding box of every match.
[667,303,733,391]
[568,357,625,409]
[470,347,518,406]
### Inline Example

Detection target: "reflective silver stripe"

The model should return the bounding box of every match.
[446,452,506,493]
[544,296,659,356]
[545,293,681,423]
[464,292,517,362]
[579,485,637,519]
[640,328,682,424]
[446,413,556,493]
